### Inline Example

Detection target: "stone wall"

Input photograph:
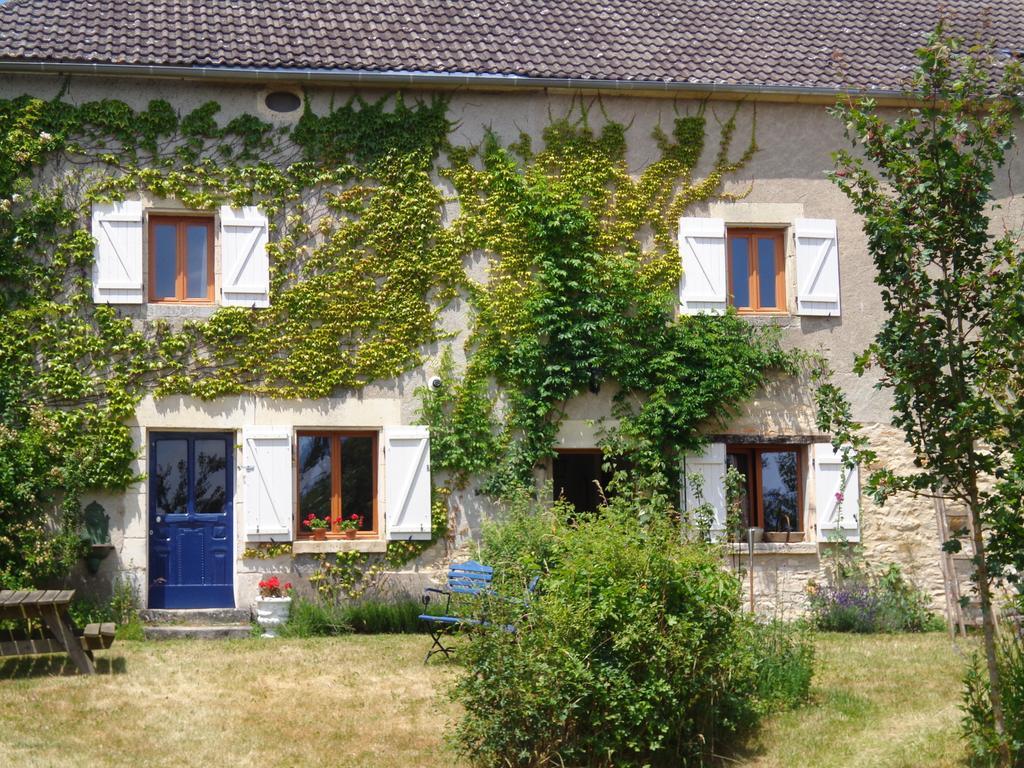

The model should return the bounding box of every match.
[3,73,1003,614]
[737,421,949,619]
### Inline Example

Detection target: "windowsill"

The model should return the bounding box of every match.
[735,313,798,325]
[143,303,219,319]
[291,539,387,555]
[726,541,818,555]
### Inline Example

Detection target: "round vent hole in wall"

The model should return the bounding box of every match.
[264,91,302,114]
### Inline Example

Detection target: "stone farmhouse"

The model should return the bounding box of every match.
[0,0,1020,618]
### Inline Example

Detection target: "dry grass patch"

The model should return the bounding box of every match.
[0,631,975,768]
[0,635,461,768]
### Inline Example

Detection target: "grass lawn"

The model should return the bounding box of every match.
[741,632,972,768]
[0,631,972,767]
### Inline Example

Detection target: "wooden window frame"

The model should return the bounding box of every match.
[727,228,786,314]
[726,444,804,533]
[148,214,215,304]
[294,430,379,539]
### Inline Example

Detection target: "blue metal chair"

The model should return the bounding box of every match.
[419,560,495,662]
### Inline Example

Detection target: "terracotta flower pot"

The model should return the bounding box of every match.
[343,529,357,540]
[313,529,327,541]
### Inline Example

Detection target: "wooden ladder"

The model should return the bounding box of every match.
[934,493,969,637]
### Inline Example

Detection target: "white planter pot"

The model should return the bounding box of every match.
[254,596,292,637]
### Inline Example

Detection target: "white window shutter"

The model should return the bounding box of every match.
[241,428,293,539]
[682,443,727,537]
[91,201,143,304]
[384,426,432,541]
[795,218,841,317]
[220,206,270,308]
[679,217,727,315]
[814,442,860,542]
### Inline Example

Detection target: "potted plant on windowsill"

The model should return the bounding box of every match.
[254,576,293,637]
[764,513,799,543]
[339,514,363,540]
[303,513,332,541]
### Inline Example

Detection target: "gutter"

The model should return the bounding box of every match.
[0,60,909,103]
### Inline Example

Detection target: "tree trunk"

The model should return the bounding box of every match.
[966,492,1010,765]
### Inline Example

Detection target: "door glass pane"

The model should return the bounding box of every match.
[153,439,188,516]
[730,237,750,307]
[760,450,799,532]
[153,223,178,299]
[757,237,778,308]
[185,224,208,299]
[298,435,333,531]
[726,452,752,529]
[194,439,227,514]
[341,437,374,531]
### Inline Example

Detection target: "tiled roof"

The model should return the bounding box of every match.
[0,0,1021,92]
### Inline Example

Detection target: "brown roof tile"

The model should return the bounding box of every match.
[0,0,1021,91]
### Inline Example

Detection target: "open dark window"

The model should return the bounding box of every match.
[553,450,615,516]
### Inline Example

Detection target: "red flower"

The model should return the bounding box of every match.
[350,514,360,521]
[283,582,293,591]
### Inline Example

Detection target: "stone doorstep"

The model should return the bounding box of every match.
[139,608,251,626]
[143,624,252,641]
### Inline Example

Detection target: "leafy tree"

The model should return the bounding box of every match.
[819,27,1024,762]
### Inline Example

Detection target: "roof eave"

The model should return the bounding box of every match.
[0,60,915,104]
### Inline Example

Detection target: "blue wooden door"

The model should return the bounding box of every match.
[148,432,234,609]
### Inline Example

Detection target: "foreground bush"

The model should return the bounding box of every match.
[449,495,813,767]
[963,631,1024,766]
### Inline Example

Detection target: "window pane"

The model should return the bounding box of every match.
[341,437,374,531]
[760,451,799,532]
[757,237,778,308]
[194,439,227,514]
[725,452,753,528]
[185,224,208,299]
[153,223,177,298]
[298,435,333,530]
[153,439,188,516]
[730,237,750,307]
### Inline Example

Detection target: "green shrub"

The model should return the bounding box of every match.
[808,557,943,634]
[68,578,143,640]
[746,619,815,712]
[962,631,1024,766]
[342,599,429,634]
[449,494,813,767]
[874,564,945,632]
[279,596,435,637]
[278,596,350,638]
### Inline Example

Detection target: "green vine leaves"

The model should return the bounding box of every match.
[422,105,791,498]
[0,89,792,585]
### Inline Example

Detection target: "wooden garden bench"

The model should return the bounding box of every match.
[0,590,116,674]
[418,561,536,663]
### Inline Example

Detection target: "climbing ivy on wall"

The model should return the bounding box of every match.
[0,86,793,588]
[422,105,794,499]
[0,90,457,587]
